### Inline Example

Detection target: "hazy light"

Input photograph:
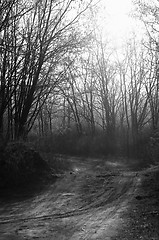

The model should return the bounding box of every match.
[97,0,142,47]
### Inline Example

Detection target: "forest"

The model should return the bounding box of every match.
[1,1,159,239]
[0,0,159,162]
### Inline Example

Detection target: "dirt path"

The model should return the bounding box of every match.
[0,157,152,239]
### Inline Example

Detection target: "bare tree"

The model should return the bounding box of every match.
[0,0,95,141]
[91,40,119,140]
[117,39,150,155]
[133,0,159,131]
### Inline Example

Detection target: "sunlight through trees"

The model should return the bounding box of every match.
[0,0,159,160]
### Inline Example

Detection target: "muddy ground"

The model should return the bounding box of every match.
[0,156,159,240]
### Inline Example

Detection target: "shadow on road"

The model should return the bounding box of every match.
[0,155,158,240]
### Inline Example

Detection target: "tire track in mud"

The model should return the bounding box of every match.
[0,158,141,239]
[0,174,137,223]
[69,172,141,240]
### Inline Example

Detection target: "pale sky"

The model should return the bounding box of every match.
[97,0,143,47]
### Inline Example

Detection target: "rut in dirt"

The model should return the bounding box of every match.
[0,157,140,240]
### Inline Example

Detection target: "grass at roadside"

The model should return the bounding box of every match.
[113,166,159,240]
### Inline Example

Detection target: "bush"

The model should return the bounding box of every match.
[0,142,51,188]
[149,131,159,163]
[28,131,118,157]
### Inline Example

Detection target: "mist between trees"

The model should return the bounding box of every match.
[0,0,159,162]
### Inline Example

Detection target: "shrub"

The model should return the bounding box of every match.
[0,142,51,188]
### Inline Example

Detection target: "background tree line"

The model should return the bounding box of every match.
[1,0,159,162]
[0,0,94,141]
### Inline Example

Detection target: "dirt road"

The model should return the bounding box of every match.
[0,157,156,240]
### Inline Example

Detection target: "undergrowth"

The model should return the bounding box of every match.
[0,142,52,189]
